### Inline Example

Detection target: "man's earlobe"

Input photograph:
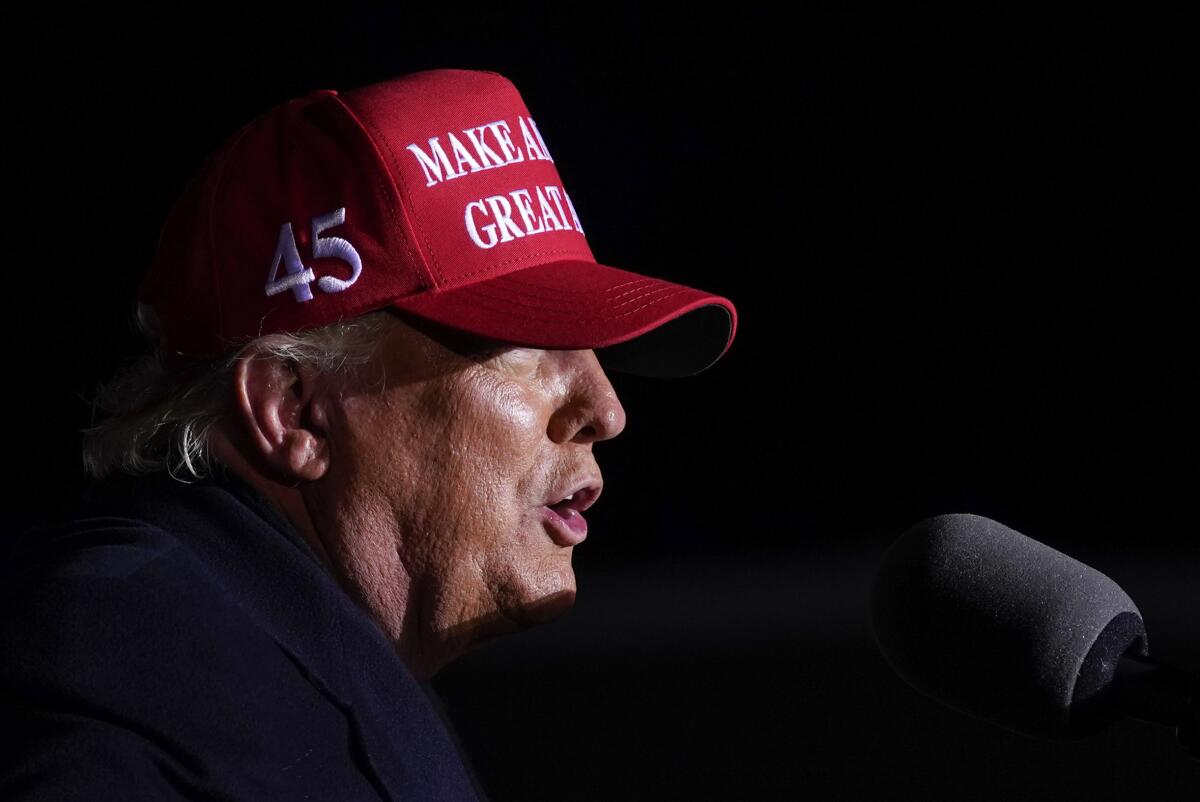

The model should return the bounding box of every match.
[281,427,329,482]
[232,351,332,484]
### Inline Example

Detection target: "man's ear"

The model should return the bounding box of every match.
[229,349,333,485]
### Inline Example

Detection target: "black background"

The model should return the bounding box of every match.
[6,6,1199,800]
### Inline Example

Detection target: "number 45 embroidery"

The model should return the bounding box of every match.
[265,207,362,302]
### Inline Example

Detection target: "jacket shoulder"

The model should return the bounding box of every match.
[0,515,368,800]
[7,512,186,582]
[2,513,284,707]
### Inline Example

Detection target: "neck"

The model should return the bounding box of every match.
[205,425,451,680]
[207,427,337,575]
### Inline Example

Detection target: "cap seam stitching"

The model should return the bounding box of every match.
[497,274,651,295]
[477,278,663,304]
[459,284,692,318]
[453,286,695,323]
[338,96,445,287]
[325,94,431,289]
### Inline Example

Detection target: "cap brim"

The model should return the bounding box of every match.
[389,259,737,378]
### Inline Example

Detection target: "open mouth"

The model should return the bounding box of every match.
[541,502,588,545]
[539,484,600,546]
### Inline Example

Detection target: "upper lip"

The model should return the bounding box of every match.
[541,475,603,513]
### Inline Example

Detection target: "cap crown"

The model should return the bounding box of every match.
[141,69,595,359]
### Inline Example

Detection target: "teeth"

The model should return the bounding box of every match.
[564,493,574,501]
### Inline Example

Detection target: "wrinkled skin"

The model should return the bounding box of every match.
[210,311,627,680]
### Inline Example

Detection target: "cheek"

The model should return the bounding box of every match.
[450,381,564,565]
[483,378,542,440]
[335,374,556,581]
[331,392,475,562]
[453,379,545,511]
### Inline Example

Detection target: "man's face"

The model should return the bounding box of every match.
[310,312,627,676]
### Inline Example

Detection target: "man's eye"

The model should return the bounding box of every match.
[490,347,541,374]
[470,342,513,360]
[430,325,507,361]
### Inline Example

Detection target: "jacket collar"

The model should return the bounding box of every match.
[73,469,485,801]
[77,468,357,708]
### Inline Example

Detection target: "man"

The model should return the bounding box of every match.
[0,68,737,800]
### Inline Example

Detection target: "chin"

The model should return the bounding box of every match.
[512,566,578,625]
[469,586,575,649]
[515,588,577,627]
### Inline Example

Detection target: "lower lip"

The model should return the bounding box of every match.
[540,505,587,546]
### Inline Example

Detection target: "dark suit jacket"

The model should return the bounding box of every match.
[0,468,488,801]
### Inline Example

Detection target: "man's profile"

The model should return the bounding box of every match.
[0,68,737,800]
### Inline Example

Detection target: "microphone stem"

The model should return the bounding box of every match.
[1114,653,1197,730]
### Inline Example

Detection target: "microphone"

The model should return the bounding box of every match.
[870,513,1198,754]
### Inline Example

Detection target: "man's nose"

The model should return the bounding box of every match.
[548,350,628,445]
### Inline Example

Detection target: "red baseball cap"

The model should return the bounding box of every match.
[140,68,737,378]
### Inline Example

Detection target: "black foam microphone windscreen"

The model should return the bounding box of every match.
[871,513,1148,739]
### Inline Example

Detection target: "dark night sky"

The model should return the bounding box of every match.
[5,7,1199,799]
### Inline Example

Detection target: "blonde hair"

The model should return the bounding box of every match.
[81,304,394,482]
